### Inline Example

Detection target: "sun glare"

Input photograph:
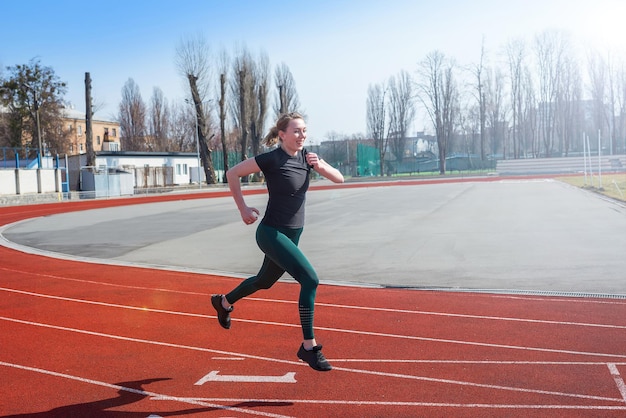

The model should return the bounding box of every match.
[576,4,626,53]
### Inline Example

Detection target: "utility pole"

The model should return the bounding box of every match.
[279,84,286,114]
[85,72,95,167]
[219,73,228,183]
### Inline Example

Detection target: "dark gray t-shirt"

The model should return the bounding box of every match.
[255,147,311,228]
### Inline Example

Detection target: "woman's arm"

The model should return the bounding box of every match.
[306,152,344,183]
[226,158,262,224]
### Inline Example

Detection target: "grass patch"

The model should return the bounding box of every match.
[558,173,626,202]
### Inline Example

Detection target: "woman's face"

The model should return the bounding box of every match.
[279,118,307,155]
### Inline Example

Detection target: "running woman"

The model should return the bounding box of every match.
[211,112,344,371]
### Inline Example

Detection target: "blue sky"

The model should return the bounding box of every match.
[2,0,625,142]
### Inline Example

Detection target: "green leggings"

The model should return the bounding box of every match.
[225,223,319,340]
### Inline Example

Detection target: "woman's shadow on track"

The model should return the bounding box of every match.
[2,377,292,417]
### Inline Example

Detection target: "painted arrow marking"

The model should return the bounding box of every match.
[195,370,297,385]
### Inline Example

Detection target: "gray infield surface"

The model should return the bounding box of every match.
[3,178,626,296]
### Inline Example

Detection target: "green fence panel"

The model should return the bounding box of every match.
[356,143,380,177]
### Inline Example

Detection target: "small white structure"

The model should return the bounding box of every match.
[66,151,203,192]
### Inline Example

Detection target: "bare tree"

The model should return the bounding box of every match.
[118,78,147,151]
[469,39,488,161]
[522,67,539,157]
[458,102,480,164]
[175,34,217,184]
[504,38,526,158]
[616,60,626,154]
[416,51,459,174]
[534,30,569,156]
[167,101,194,152]
[218,50,230,182]
[274,62,301,116]
[231,47,255,162]
[605,52,620,155]
[148,87,169,151]
[230,46,270,179]
[485,67,506,158]
[249,51,270,159]
[555,55,582,156]
[587,50,609,154]
[366,82,387,176]
[387,70,416,165]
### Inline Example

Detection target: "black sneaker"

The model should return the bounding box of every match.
[297,344,332,371]
[211,294,233,329]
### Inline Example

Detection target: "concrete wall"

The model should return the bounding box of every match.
[0,170,17,194]
[0,169,62,196]
[496,155,626,175]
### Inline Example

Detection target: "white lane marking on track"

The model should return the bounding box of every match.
[1,315,624,403]
[608,363,626,402]
[2,287,626,359]
[0,361,291,418]
[331,360,626,365]
[159,397,626,410]
[1,284,625,331]
[0,262,626,306]
[0,266,209,296]
[314,301,626,329]
[2,264,626,307]
[195,371,297,384]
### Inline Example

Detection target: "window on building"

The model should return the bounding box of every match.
[97,136,101,145]
[176,164,189,175]
[109,142,119,151]
[78,125,83,136]
[80,143,84,152]
[111,128,117,137]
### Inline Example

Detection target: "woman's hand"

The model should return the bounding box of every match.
[307,152,345,183]
[305,151,320,168]
[240,206,260,225]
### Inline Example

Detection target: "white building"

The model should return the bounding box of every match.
[66,151,204,192]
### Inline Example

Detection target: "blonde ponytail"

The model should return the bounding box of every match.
[263,112,305,147]
[263,126,281,147]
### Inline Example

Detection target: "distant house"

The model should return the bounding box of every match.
[62,108,121,155]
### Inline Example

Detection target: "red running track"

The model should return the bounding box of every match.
[1,186,626,417]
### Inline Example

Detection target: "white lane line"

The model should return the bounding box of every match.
[314,301,626,330]
[0,316,624,403]
[0,266,208,296]
[0,361,291,418]
[2,287,626,360]
[195,371,297,384]
[0,287,208,318]
[2,283,625,331]
[608,363,626,403]
[0,315,303,366]
[160,397,626,410]
[331,360,626,365]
